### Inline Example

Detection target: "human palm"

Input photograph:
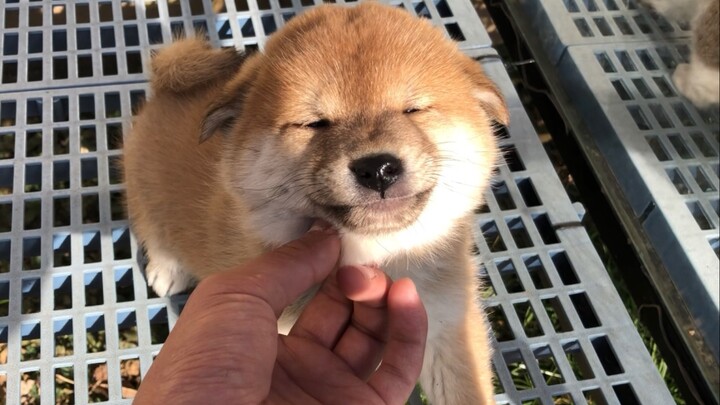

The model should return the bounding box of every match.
[134,228,427,405]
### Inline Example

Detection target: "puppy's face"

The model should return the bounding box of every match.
[204,3,507,262]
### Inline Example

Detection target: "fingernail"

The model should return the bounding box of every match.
[356,265,379,280]
[309,219,336,234]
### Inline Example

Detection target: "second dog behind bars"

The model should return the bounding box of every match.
[123,3,507,404]
[641,0,719,106]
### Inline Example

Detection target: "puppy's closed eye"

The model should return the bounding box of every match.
[305,119,332,129]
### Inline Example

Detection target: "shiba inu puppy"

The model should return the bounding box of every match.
[642,0,719,106]
[123,2,507,403]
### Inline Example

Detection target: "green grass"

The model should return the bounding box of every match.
[585,221,686,404]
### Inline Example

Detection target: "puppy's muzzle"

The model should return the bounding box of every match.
[349,153,404,198]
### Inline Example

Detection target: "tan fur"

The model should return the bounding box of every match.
[673,0,720,106]
[694,0,719,68]
[149,38,246,94]
[644,0,720,105]
[123,3,507,404]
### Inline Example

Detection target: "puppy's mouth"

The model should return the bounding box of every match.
[313,189,432,233]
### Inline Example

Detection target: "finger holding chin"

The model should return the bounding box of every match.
[199,220,341,316]
[369,278,428,404]
[332,265,396,380]
[333,268,428,401]
[288,264,390,350]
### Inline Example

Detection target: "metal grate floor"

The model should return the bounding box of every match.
[1,1,673,404]
[0,0,490,94]
[507,0,692,65]
[503,0,719,387]
[502,0,719,400]
[471,55,672,404]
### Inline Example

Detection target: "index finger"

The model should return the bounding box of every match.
[289,265,391,351]
[368,278,428,404]
[202,226,341,316]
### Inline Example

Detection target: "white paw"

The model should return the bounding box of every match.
[672,63,691,93]
[673,63,720,107]
[146,258,196,296]
[641,0,672,13]
[640,0,698,22]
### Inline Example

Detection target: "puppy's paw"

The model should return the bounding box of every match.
[146,258,196,297]
[639,0,697,22]
[673,63,720,107]
[639,0,670,13]
[673,63,692,94]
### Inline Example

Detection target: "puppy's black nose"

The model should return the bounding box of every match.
[349,153,404,198]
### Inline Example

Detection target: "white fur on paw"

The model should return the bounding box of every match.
[673,62,720,107]
[640,0,699,22]
[146,259,195,296]
[673,63,692,94]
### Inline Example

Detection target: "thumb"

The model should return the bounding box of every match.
[203,224,341,316]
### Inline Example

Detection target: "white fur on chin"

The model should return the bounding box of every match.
[249,122,492,275]
[340,123,491,268]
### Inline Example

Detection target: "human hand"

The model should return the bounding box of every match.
[133,225,428,404]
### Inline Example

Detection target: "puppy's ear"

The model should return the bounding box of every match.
[199,82,251,143]
[199,54,261,143]
[460,56,509,127]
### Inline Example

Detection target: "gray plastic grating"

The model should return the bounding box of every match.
[0,0,491,93]
[473,55,672,404]
[503,0,720,395]
[0,1,673,404]
[508,0,692,65]
[0,82,190,404]
[544,40,720,362]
